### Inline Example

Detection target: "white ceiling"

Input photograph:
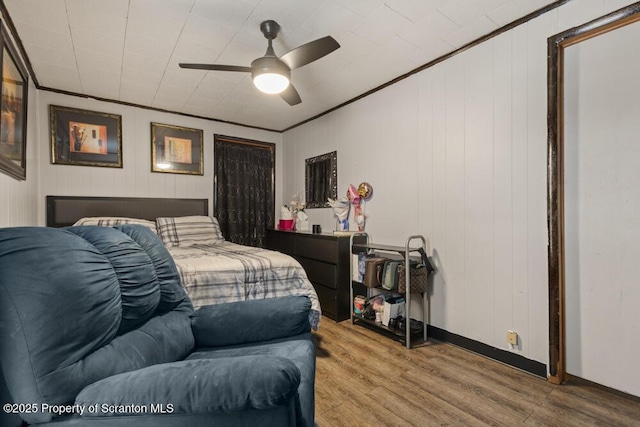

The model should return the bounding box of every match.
[4,0,558,131]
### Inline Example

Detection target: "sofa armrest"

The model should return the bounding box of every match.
[75,356,300,416]
[191,296,311,348]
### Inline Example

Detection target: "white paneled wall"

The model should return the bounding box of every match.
[282,1,635,365]
[35,91,282,226]
[564,19,640,397]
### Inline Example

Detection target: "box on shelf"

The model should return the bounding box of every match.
[382,296,405,326]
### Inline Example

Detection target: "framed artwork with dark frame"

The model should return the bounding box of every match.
[0,22,29,180]
[151,122,203,175]
[50,105,122,168]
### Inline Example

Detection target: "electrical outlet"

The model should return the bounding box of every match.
[507,330,518,346]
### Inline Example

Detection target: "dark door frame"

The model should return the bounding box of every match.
[546,2,640,384]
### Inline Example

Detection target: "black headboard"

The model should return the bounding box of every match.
[46,196,209,227]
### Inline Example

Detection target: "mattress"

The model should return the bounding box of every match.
[166,242,321,329]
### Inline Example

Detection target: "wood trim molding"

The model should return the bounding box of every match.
[546,2,640,384]
[283,0,569,132]
[2,0,568,134]
[0,2,40,88]
[214,134,276,151]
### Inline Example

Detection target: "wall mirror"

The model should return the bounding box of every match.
[305,151,337,208]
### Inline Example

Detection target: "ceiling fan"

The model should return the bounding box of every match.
[179,20,340,106]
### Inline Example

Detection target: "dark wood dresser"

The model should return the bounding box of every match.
[266,229,364,321]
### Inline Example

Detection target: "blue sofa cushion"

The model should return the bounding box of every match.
[0,226,195,424]
[188,333,316,427]
[192,296,311,348]
[114,224,192,315]
[75,356,301,416]
[66,226,161,334]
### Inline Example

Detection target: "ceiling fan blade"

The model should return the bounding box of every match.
[179,63,252,73]
[280,83,301,106]
[279,36,340,70]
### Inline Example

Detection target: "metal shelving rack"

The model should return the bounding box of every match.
[349,232,430,349]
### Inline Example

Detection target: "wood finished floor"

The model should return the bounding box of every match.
[313,317,640,426]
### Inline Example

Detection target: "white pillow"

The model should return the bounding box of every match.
[73,217,157,233]
[155,216,225,247]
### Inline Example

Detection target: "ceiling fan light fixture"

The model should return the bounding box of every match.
[251,56,290,94]
[180,19,340,105]
[253,72,290,94]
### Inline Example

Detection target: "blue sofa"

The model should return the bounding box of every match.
[0,225,315,426]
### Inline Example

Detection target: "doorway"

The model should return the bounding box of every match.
[214,135,275,247]
[547,3,640,395]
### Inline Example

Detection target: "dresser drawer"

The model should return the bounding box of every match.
[294,235,339,264]
[297,257,337,289]
[313,283,338,320]
[265,230,295,254]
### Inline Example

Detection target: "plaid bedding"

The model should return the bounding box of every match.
[74,217,157,233]
[166,242,321,330]
[156,216,225,247]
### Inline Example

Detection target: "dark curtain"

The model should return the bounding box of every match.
[215,137,274,247]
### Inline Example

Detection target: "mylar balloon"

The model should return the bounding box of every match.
[358,182,373,200]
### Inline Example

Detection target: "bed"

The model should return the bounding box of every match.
[46,196,321,329]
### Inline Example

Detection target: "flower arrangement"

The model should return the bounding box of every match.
[288,191,305,216]
[279,192,308,231]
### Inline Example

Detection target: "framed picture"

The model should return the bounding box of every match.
[50,105,122,168]
[151,122,203,175]
[0,23,29,180]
